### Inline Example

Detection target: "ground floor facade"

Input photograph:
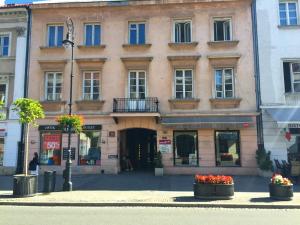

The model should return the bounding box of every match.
[28,115,258,175]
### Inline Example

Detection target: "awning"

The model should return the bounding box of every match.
[265,107,300,127]
[160,116,254,129]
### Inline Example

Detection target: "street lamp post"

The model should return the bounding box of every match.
[62,17,75,192]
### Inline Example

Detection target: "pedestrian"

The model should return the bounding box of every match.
[29,152,39,175]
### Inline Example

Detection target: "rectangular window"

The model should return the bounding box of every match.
[283,62,300,93]
[175,69,193,99]
[213,18,232,41]
[85,24,101,46]
[215,131,241,167]
[174,131,198,166]
[0,35,9,57]
[128,71,146,99]
[0,137,4,166]
[279,1,298,25]
[47,25,64,47]
[40,132,62,165]
[0,83,8,105]
[83,71,100,100]
[214,68,234,98]
[129,22,145,45]
[45,72,62,101]
[79,130,101,165]
[174,20,191,43]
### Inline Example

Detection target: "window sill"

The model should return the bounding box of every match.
[278,25,300,29]
[77,45,106,49]
[122,43,152,49]
[39,46,65,50]
[76,100,105,111]
[169,98,200,110]
[168,42,198,48]
[207,40,239,47]
[0,56,15,60]
[210,98,241,109]
[40,100,66,112]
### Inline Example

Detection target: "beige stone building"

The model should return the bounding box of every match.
[28,0,258,175]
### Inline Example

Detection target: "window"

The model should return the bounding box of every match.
[213,18,231,41]
[214,68,234,98]
[129,22,145,45]
[0,83,8,105]
[283,62,300,93]
[85,24,101,46]
[79,130,101,165]
[128,71,146,99]
[45,72,62,101]
[215,131,241,167]
[174,131,198,166]
[279,1,298,25]
[40,132,62,165]
[0,137,4,166]
[0,35,9,57]
[47,25,64,47]
[174,20,191,43]
[175,69,193,99]
[83,72,100,100]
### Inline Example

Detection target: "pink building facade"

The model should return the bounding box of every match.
[27,0,258,175]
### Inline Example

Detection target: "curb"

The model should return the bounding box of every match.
[1,201,300,209]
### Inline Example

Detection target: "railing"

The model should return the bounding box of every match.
[113,97,159,113]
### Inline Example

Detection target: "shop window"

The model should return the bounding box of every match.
[79,131,101,165]
[174,131,198,166]
[0,137,4,166]
[215,131,241,167]
[40,132,62,165]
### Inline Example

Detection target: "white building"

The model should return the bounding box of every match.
[0,6,29,175]
[257,0,300,163]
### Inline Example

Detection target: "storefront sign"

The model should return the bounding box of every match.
[288,124,300,129]
[159,139,172,153]
[39,124,102,132]
[43,134,61,150]
[63,148,76,160]
[108,154,118,159]
[82,125,102,130]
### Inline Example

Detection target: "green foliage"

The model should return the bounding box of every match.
[0,100,5,120]
[256,148,273,171]
[154,151,163,168]
[12,98,45,126]
[56,115,84,134]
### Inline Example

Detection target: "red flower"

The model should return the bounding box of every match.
[195,174,233,184]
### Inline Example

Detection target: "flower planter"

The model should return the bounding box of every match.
[13,174,38,197]
[193,183,234,200]
[269,183,293,201]
[154,168,163,176]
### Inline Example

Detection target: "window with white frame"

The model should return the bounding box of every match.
[85,24,101,46]
[83,71,100,100]
[174,20,191,43]
[214,68,234,98]
[129,22,146,45]
[213,18,232,41]
[175,69,193,99]
[45,72,62,101]
[47,25,64,47]
[0,83,8,105]
[128,71,146,99]
[283,62,300,93]
[0,35,9,57]
[279,1,298,25]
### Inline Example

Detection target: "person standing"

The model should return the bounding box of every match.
[28,152,39,175]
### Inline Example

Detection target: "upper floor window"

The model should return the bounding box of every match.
[0,35,9,57]
[45,72,62,101]
[175,69,193,99]
[47,25,64,47]
[283,62,300,93]
[129,22,146,44]
[85,24,101,46]
[83,71,100,100]
[174,20,191,43]
[213,18,232,41]
[279,1,298,25]
[128,71,146,99]
[215,68,234,98]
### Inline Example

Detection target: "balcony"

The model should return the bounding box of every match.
[113,97,159,113]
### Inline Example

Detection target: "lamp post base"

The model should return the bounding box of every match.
[63,181,72,192]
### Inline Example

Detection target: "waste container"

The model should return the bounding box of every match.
[43,171,56,193]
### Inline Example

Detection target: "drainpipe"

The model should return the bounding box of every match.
[251,0,264,151]
[16,6,31,174]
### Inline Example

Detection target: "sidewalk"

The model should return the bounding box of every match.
[0,173,299,209]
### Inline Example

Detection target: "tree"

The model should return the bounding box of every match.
[12,98,45,175]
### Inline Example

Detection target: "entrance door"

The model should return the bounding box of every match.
[120,128,156,171]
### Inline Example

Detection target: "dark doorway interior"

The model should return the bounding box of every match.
[120,128,157,171]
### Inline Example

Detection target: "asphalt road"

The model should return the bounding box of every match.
[0,206,299,225]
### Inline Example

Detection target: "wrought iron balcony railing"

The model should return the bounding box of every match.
[113,97,159,113]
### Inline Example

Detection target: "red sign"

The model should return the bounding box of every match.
[159,140,171,145]
[43,134,61,150]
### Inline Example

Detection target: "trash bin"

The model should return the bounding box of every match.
[43,171,56,193]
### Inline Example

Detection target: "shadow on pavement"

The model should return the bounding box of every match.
[250,197,283,203]
[173,196,224,202]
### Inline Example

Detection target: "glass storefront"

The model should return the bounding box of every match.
[40,132,62,165]
[0,137,4,166]
[215,131,241,167]
[78,130,101,165]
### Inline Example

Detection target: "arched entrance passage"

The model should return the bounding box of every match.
[120,128,157,171]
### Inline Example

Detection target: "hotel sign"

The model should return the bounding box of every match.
[159,139,172,153]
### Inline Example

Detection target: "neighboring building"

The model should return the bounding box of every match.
[257,0,300,163]
[28,0,258,175]
[0,6,29,175]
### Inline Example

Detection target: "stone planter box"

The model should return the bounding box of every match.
[269,183,293,201]
[154,168,163,176]
[13,175,38,197]
[193,183,234,200]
